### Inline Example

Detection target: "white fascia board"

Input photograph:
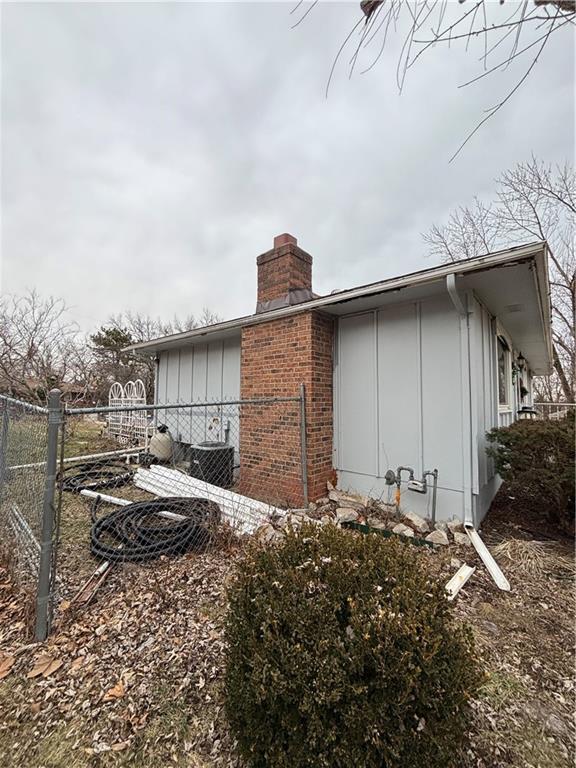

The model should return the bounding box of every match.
[126,241,546,355]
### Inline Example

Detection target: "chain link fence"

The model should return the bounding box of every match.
[0,389,307,640]
[0,394,54,637]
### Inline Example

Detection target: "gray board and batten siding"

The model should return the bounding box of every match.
[155,336,242,452]
[333,293,529,525]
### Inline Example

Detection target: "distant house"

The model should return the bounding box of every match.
[126,234,552,525]
[0,377,89,406]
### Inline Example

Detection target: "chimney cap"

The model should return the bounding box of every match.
[273,233,297,248]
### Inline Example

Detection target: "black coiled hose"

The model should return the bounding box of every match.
[62,462,134,493]
[90,496,221,562]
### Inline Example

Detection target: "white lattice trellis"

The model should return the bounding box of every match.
[107,380,148,446]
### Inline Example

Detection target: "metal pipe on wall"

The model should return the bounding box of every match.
[423,469,439,525]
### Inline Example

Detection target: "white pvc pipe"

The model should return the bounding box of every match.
[9,447,145,471]
[80,489,130,506]
[79,488,187,522]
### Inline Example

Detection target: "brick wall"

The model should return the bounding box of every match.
[239,311,335,507]
[256,234,313,311]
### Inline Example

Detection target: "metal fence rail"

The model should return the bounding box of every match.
[0,389,307,639]
[534,402,576,420]
[55,394,306,624]
[0,387,307,640]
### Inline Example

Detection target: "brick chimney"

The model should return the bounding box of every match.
[256,233,314,313]
[240,233,335,507]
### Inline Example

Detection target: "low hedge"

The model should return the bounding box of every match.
[225,524,481,768]
[486,414,575,532]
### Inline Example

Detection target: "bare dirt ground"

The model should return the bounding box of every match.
[0,486,574,768]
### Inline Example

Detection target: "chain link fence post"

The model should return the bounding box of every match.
[0,402,8,491]
[299,383,309,508]
[34,388,62,641]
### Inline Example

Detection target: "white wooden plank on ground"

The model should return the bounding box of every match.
[134,465,283,534]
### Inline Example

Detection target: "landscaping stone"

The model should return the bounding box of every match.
[375,501,397,514]
[328,490,365,510]
[450,557,463,569]
[434,521,448,533]
[366,517,387,530]
[425,529,449,546]
[335,508,359,523]
[402,510,430,533]
[392,523,414,538]
[447,519,464,534]
[453,531,472,547]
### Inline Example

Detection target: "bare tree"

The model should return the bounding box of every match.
[0,290,89,404]
[424,156,575,402]
[0,291,224,406]
[107,308,221,342]
[298,1,575,159]
[90,308,223,403]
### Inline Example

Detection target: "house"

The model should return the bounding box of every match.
[0,377,90,405]
[126,234,552,525]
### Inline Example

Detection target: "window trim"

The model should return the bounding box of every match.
[497,333,513,411]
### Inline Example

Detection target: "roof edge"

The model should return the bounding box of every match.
[125,240,547,355]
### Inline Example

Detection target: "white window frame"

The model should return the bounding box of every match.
[496,331,513,412]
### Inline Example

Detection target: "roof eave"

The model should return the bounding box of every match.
[125,241,548,355]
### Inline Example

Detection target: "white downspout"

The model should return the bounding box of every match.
[446,274,474,526]
[446,276,510,591]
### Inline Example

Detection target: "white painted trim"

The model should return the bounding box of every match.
[126,242,547,354]
[496,321,514,411]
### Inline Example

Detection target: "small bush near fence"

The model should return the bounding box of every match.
[486,414,575,533]
[225,524,481,768]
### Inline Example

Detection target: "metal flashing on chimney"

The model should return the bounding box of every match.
[256,288,316,314]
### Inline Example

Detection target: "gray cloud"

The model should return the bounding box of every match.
[1,2,573,330]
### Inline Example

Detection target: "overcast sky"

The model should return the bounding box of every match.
[1,1,574,331]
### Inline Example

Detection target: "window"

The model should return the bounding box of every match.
[497,336,511,407]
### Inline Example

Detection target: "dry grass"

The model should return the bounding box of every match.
[63,418,121,459]
[492,537,576,579]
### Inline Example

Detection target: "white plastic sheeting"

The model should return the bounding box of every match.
[134,464,283,535]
